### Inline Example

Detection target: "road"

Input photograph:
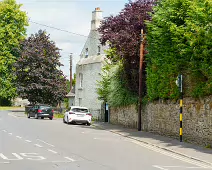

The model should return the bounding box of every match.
[0,110,211,170]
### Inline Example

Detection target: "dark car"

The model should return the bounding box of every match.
[27,104,54,120]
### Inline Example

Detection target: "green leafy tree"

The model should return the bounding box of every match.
[97,60,111,102]
[146,0,212,100]
[0,0,28,105]
[98,0,155,94]
[14,30,67,106]
[97,49,138,107]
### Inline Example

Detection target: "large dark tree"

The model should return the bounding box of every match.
[14,30,67,105]
[98,0,156,94]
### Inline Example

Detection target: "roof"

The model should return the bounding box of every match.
[66,86,75,97]
[66,91,75,97]
[77,55,105,65]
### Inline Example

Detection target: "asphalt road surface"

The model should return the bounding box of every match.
[0,110,212,170]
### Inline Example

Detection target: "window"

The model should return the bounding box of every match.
[72,108,88,113]
[85,48,88,58]
[40,106,51,109]
[79,98,82,106]
[79,73,83,87]
[97,45,101,55]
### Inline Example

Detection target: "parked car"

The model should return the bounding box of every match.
[63,106,92,126]
[27,104,54,120]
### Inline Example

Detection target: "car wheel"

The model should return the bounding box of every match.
[41,117,44,119]
[63,117,65,123]
[35,113,38,119]
[27,114,30,118]
[87,122,91,126]
[49,117,53,120]
[82,123,86,125]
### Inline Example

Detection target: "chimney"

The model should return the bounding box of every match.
[91,7,103,30]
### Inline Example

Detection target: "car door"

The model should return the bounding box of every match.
[28,107,34,117]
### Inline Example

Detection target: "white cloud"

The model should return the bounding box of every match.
[16,0,127,80]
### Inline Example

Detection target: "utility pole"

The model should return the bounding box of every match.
[176,74,183,142]
[179,74,183,142]
[70,53,73,92]
[138,29,145,131]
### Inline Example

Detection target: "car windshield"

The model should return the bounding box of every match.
[72,108,88,113]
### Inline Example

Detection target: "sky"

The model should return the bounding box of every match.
[16,0,129,80]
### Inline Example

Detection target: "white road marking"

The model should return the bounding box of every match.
[0,153,23,160]
[8,114,17,118]
[81,132,85,134]
[132,140,212,169]
[47,149,57,154]
[2,130,6,132]
[64,157,76,162]
[16,136,22,139]
[153,165,210,169]
[51,161,72,163]
[8,133,12,135]
[20,153,46,160]
[37,139,55,147]
[0,162,10,164]
[153,165,168,170]
[0,154,8,160]
[25,140,32,143]
[34,144,43,148]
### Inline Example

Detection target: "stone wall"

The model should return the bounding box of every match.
[109,96,212,146]
[110,105,138,128]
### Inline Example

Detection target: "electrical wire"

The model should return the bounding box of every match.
[29,20,100,41]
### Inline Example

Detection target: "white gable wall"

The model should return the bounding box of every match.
[75,61,104,119]
[75,7,106,120]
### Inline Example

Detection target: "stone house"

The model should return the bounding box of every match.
[75,7,107,119]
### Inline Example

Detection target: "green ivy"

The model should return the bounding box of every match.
[97,49,138,107]
[146,0,212,101]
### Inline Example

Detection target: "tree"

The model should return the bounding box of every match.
[98,0,156,94]
[97,49,138,107]
[146,0,212,100]
[0,0,28,105]
[14,30,67,105]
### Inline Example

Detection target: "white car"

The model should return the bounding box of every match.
[63,106,92,126]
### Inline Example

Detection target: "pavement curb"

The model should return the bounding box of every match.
[92,124,212,167]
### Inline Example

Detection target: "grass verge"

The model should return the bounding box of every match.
[0,107,24,111]
[54,113,64,119]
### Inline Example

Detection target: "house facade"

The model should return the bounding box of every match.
[75,7,106,119]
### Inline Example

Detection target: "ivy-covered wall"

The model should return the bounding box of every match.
[146,0,212,101]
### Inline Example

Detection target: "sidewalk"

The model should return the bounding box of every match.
[92,122,212,166]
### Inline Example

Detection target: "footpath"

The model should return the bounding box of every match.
[93,122,212,166]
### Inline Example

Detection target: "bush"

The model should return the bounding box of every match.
[0,97,12,106]
[97,61,138,107]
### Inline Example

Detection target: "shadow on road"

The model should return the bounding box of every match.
[78,122,212,162]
